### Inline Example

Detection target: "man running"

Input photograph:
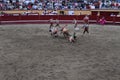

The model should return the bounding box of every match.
[61,24,70,38]
[69,32,77,43]
[51,27,58,37]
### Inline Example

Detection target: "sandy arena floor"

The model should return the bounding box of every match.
[0,24,120,80]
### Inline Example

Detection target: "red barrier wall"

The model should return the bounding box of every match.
[0,13,120,24]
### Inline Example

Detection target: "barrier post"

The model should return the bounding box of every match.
[38,13,40,20]
[96,11,100,24]
[113,15,116,24]
[0,15,1,25]
[19,13,21,20]
[110,13,116,24]
[112,15,115,24]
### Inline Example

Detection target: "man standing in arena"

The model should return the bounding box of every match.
[73,18,80,31]
[55,19,60,28]
[73,18,77,28]
[83,15,89,24]
[82,24,89,35]
[49,18,54,32]
[82,15,89,35]
[99,17,106,25]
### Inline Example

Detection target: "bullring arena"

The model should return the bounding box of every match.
[0,23,120,80]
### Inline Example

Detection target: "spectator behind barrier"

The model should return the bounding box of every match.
[0,0,120,10]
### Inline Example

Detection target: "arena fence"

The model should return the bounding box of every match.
[0,13,120,25]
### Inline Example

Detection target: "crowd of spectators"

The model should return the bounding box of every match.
[0,0,120,11]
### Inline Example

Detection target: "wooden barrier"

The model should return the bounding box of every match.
[0,14,120,24]
[0,10,120,24]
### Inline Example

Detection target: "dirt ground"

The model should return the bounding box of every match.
[0,24,120,80]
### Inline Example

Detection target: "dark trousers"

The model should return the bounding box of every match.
[83,27,89,34]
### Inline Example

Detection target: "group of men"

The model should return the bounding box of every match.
[48,15,90,43]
